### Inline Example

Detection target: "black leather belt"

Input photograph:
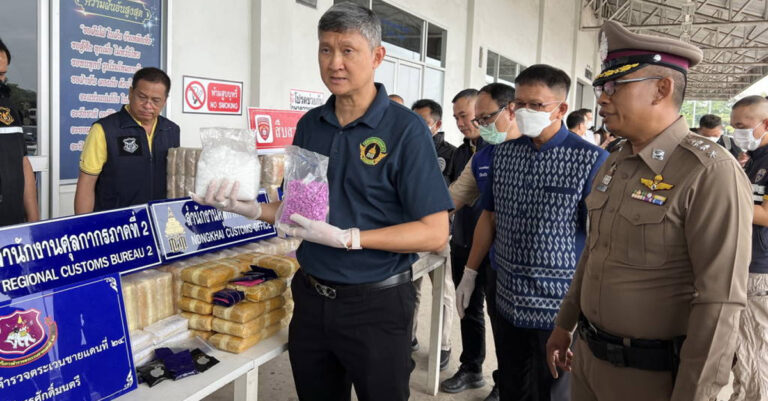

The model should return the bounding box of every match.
[578,315,685,372]
[302,269,412,299]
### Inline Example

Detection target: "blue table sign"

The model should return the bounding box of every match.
[0,274,136,400]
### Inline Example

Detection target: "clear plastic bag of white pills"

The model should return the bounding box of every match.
[195,127,261,201]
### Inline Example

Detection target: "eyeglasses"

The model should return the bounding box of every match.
[471,105,507,128]
[134,92,166,108]
[593,76,663,98]
[512,100,562,112]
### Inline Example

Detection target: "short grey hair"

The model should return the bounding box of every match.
[318,2,382,48]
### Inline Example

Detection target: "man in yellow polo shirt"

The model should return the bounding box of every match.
[74,67,179,213]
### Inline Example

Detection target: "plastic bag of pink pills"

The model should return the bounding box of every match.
[277,146,330,227]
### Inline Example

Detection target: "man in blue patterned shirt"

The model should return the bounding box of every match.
[456,64,608,401]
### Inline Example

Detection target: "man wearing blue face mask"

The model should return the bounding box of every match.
[457,65,607,401]
[728,95,768,400]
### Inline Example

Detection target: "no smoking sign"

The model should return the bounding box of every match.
[182,75,243,115]
[185,81,206,110]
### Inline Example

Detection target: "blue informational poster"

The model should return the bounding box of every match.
[59,0,163,181]
[0,206,161,305]
[148,194,277,261]
[0,275,136,401]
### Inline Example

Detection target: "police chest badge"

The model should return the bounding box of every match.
[0,309,58,367]
[360,137,388,166]
[757,168,767,183]
[0,106,15,126]
[632,175,674,206]
[118,136,142,156]
[437,157,446,172]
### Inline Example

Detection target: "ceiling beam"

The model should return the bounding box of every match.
[583,20,768,30]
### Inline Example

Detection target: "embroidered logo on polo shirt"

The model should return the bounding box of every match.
[118,136,143,156]
[359,137,388,165]
[757,168,767,182]
[0,107,14,126]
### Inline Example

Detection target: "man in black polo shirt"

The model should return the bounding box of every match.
[193,3,453,400]
[412,98,456,183]
[74,67,179,213]
[411,97,456,369]
[441,88,498,397]
[698,114,743,159]
[0,37,39,226]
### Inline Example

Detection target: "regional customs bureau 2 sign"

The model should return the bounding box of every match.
[0,206,161,304]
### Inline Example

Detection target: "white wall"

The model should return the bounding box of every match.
[166,0,254,148]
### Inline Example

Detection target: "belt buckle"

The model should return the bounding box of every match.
[313,282,337,299]
[605,343,626,367]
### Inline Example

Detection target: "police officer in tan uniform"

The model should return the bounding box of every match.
[546,21,753,401]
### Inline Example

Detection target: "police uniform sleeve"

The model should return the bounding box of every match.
[79,123,108,175]
[396,124,454,220]
[671,159,752,401]
[449,155,480,206]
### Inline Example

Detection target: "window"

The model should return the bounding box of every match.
[426,23,446,67]
[373,0,422,62]
[334,0,447,107]
[486,50,523,87]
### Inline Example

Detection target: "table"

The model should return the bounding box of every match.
[119,329,288,401]
[411,253,448,396]
[118,253,447,400]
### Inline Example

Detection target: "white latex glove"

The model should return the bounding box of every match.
[189,179,262,220]
[278,214,361,250]
[455,267,478,319]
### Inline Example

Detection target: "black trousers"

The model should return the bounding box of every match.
[451,243,488,373]
[485,266,501,386]
[496,316,571,401]
[288,271,416,401]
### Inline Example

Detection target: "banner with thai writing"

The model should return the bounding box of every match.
[0,206,161,305]
[247,108,304,154]
[148,193,276,261]
[59,0,163,181]
[0,275,136,400]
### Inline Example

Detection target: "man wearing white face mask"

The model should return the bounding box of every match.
[698,114,743,160]
[728,95,768,401]
[455,65,607,401]
[412,99,456,185]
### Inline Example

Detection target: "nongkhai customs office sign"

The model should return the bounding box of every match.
[0,206,161,305]
[148,194,276,261]
[59,0,163,181]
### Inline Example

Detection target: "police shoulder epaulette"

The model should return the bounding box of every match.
[609,138,626,153]
[681,133,729,164]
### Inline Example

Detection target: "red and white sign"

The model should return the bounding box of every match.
[247,108,305,154]
[182,76,243,115]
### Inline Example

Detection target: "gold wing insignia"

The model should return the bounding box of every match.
[640,177,654,189]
